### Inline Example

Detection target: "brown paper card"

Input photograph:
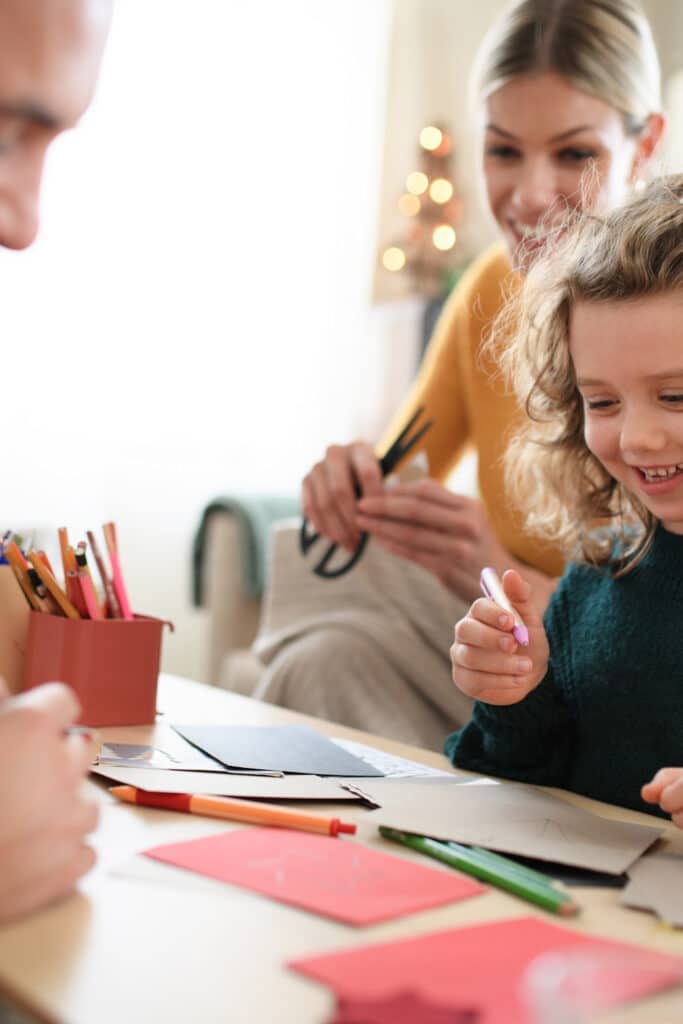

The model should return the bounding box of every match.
[357,778,663,875]
[621,852,683,926]
[0,565,30,694]
[91,763,363,800]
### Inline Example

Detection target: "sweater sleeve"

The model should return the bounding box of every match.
[443,674,574,786]
[376,246,509,483]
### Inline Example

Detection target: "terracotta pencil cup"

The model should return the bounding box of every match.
[24,611,169,726]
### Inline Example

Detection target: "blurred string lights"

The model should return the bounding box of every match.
[381,123,463,295]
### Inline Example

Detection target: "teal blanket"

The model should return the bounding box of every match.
[192,494,300,605]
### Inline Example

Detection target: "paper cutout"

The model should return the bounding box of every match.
[328,991,480,1023]
[290,917,683,1024]
[94,723,266,773]
[91,764,362,801]
[356,779,662,874]
[621,852,683,926]
[143,827,484,925]
[173,723,383,777]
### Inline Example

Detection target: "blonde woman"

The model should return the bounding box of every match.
[254,0,665,749]
[449,175,683,822]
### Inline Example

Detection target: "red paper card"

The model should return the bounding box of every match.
[143,827,485,925]
[290,917,683,1023]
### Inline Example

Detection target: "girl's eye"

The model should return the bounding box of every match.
[585,398,616,411]
[486,144,521,160]
[661,393,683,404]
[557,147,598,163]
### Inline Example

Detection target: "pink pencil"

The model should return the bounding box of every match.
[108,548,133,620]
[77,569,102,620]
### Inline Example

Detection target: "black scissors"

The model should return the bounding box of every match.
[299,406,434,579]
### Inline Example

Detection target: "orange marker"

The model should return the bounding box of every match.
[27,551,80,619]
[110,786,357,837]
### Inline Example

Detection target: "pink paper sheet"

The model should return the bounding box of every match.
[290,917,683,1023]
[144,827,484,926]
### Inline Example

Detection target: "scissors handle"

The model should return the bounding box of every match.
[299,519,369,579]
[300,406,434,580]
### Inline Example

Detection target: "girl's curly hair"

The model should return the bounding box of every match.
[496,173,683,572]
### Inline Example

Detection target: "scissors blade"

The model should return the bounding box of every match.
[380,408,433,477]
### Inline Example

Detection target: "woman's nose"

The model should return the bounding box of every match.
[510,157,560,219]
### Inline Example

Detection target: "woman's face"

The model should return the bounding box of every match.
[482,72,647,273]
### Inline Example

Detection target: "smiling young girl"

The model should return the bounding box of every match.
[447,174,683,822]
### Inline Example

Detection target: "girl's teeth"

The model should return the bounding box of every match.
[641,464,683,481]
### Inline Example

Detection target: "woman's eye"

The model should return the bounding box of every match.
[486,144,521,160]
[661,393,683,404]
[557,147,598,163]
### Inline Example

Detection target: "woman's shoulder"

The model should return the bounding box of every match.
[448,242,516,324]
[459,241,513,290]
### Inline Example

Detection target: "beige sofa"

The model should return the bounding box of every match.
[194,502,299,694]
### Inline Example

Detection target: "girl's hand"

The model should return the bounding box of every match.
[302,441,383,553]
[355,480,555,608]
[641,768,683,828]
[450,569,549,706]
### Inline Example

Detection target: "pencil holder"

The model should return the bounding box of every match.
[23,611,170,726]
[0,565,31,694]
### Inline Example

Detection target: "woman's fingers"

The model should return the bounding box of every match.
[302,442,382,550]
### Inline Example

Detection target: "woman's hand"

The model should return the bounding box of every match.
[641,768,683,828]
[301,441,383,553]
[356,479,555,607]
[450,569,549,706]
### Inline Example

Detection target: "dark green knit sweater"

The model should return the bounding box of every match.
[445,524,683,818]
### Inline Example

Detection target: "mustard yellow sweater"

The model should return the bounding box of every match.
[379,244,564,579]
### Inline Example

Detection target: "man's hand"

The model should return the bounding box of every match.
[0,679,98,922]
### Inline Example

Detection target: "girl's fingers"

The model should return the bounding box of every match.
[452,641,532,678]
[657,773,683,815]
[501,570,544,630]
[641,766,683,803]
[459,598,516,635]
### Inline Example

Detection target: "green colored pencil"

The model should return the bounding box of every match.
[379,826,579,917]
[465,844,563,889]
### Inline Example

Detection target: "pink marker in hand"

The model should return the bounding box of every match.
[480,567,529,646]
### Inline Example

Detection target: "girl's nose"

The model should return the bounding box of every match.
[620,411,668,457]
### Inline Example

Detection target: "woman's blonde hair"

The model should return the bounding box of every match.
[474,0,661,132]
[500,174,683,571]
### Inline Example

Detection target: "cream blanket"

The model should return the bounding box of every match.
[252,522,472,751]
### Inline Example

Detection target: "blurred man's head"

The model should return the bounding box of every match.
[0,0,112,249]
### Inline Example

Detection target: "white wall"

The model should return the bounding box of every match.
[0,1,391,680]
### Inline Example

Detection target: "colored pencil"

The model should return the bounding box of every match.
[379,826,579,917]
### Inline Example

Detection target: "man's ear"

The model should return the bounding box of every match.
[629,112,666,184]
